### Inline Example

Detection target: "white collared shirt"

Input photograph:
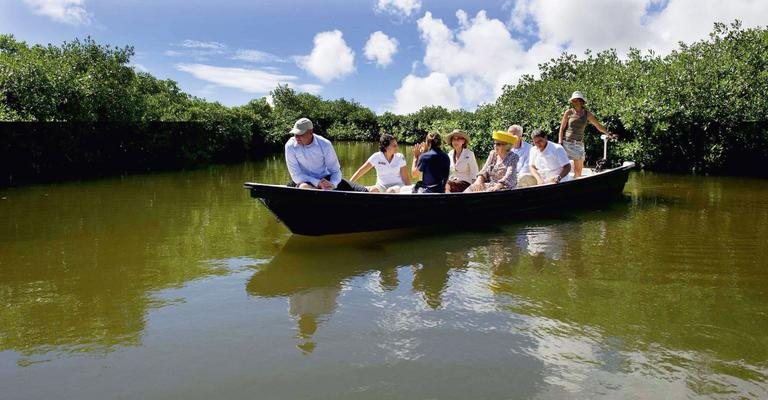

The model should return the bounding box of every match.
[529,141,572,182]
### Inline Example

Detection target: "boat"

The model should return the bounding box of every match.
[244,161,636,236]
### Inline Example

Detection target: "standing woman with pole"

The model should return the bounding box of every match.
[558,91,617,177]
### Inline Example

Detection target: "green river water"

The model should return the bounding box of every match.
[1,142,767,399]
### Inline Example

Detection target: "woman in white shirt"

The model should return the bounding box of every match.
[445,129,479,192]
[350,134,410,193]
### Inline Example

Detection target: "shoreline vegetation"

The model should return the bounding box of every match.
[1,21,767,187]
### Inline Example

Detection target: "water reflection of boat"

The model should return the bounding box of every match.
[246,232,477,304]
[244,162,635,236]
[246,199,634,305]
[244,211,623,353]
[245,232,494,352]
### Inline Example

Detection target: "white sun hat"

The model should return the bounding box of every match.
[569,91,587,103]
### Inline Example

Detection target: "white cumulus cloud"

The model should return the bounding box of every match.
[389,1,768,113]
[391,10,533,113]
[645,0,768,52]
[23,0,91,25]
[375,0,422,18]
[176,64,320,95]
[364,31,399,67]
[295,30,355,82]
[509,0,768,55]
[419,11,531,95]
[517,0,652,54]
[391,73,461,114]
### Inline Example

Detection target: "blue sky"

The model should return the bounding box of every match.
[3,0,767,114]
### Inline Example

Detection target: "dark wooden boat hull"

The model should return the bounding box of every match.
[245,162,635,236]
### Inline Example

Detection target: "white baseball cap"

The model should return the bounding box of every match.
[290,118,313,135]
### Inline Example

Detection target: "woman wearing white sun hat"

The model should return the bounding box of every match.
[558,91,618,177]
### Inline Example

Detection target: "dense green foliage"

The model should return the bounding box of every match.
[485,21,768,173]
[267,85,378,143]
[0,36,378,184]
[1,21,767,184]
[393,21,767,174]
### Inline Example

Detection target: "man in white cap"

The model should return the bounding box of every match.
[529,128,572,185]
[284,117,367,191]
[507,124,537,188]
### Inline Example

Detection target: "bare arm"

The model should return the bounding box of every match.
[400,165,411,185]
[558,110,570,144]
[467,152,492,190]
[349,161,373,183]
[411,143,424,177]
[587,112,617,138]
[551,162,572,183]
[411,158,421,177]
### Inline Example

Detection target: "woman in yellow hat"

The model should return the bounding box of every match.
[465,130,519,192]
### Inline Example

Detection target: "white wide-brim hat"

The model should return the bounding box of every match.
[569,91,587,103]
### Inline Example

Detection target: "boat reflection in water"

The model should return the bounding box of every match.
[246,229,479,353]
[245,219,572,354]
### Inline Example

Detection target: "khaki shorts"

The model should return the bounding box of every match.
[517,174,538,188]
[563,140,585,161]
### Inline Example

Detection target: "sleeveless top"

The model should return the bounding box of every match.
[565,108,589,142]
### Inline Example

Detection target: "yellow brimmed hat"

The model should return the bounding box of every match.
[492,130,518,145]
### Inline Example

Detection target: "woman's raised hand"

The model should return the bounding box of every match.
[413,142,425,158]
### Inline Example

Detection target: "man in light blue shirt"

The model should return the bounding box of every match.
[508,124,537,188]
[285,118,367,191]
